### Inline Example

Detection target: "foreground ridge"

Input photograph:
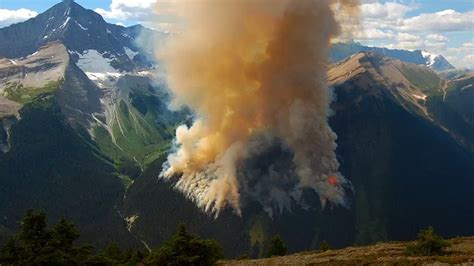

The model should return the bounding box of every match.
[219,237,474,265]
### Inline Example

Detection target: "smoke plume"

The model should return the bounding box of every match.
[156,0,359,216]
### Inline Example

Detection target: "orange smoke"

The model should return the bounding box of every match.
[157,0,359,216]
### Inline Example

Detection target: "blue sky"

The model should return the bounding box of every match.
[0,0,473,68]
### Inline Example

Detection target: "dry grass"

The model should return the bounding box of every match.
[218,237,474,266]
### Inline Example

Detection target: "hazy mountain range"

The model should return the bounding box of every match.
[330,42,456,72]
[0,0,472,257]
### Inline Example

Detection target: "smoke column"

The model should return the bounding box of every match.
[157,0,359,216]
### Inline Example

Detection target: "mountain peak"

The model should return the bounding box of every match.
[331,42,455,72]
[0,0,120,58]
[58,0,76,10]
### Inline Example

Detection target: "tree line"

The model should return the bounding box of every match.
[0,210,225,265]
[0,210,289,265]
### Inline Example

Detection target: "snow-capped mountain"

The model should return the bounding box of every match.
[0,0,181,168]
[421,50,455,72]
[0,0,179,249]
[331,42,455,72]
[0,0,473,257]
[0,0,160,71]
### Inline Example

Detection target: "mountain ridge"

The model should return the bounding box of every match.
[331,42,455,72]
[0,0,472,258]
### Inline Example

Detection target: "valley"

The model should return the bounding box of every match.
[0,0,473,260]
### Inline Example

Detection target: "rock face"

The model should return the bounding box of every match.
[0,0,175,250]
[0,42,68,92]
[327,53,474,245]
[0,0,472,258]
[0,1,154,71]
[0,98,20,119]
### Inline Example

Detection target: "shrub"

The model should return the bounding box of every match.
[266,235,288,257]
[319,240,331,251]
[405,226,450,256]
[237,254,249,260]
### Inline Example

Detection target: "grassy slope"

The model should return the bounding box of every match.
[426,75,474,151]
[399,65,441,92]
[92,86,182,171]
[2,80,63,104]
[219,237,474,265]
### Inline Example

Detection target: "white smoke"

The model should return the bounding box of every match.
[156,0,360,216]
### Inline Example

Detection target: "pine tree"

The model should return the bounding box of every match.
[405,226,450,256]
[0,238,22,264]
[147,223,224,265]
[17,209,62,264]
[0,210,97,265]
[266,235,288,257]
[52,217,80,249]
[49,217,83,263]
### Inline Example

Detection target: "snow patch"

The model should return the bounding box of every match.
[137,70,151,76]
[124,47,138,60]
[125,215,139,232]
[60,17,71,29]
[67,49,78,56]
[77,49,118,73]
[43,35,48,39]
[85,72,123,81]
[412,93,427,101]
[75,21,88,31]
[422,50,438,67]
[9,60,17,65]
[461,84,473,91]
[26,51,38,58]
[77,50,124,87]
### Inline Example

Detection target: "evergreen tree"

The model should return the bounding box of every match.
[147,223,224,265]
[52,217,80,249]
[49,217,86,264]
[100,242,126,264]
[0,238,22,264]
[405,226,450,256]
[0,210,97,265]
[1,211,226,265]
[266,235,288,257]
[18,210,51,255]
[17,209,64,264]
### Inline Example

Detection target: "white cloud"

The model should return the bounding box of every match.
[347,1,473,68]
[444,41,474,69]
[354,28,395,40]
[93,0,473,68]
[387,32,450,52]
[95,1,155,21]
[361,1,413,20]
[0,8,38,28]
[95,0,181,31]
[399,9,474,33]
[397,32,421,42]
[426,34,448,43]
